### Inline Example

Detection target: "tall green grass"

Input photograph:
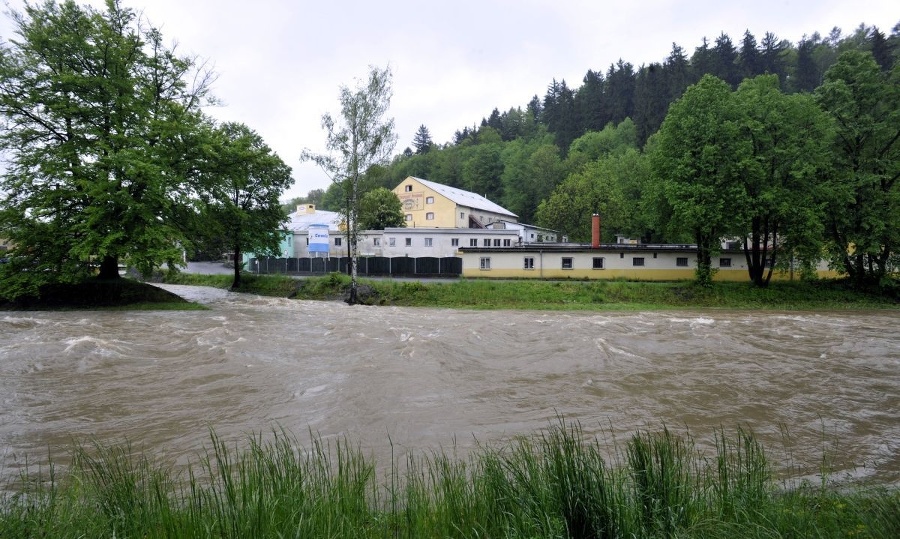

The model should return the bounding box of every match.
[2,422,898,538]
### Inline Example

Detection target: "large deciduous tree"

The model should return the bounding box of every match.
[0,0,214,298]
[301,65,397,305]
[358,187,404,230]
[202,122,293,289]
[650,75,748,286]
[816,51,900,285]
[732,75,833,286]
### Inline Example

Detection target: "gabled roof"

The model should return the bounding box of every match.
[410,177,517,218]
[286,208,343,232]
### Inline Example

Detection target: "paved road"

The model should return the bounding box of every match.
[185,261,234,275]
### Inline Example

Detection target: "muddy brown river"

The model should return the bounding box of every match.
[1,284,898,486]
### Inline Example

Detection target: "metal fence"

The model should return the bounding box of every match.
[249,256,462,278]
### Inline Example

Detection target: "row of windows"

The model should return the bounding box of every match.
[478,257,735,270]
[406,211,436,221]
[312,237,515,248]
[401,186,435,205]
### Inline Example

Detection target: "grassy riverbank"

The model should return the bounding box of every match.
[163,271,899,310]
[2,423,897,538]
[0,278,205,310]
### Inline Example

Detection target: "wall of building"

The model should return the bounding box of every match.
[394,180,459,228]
[364,228,520,257]
[461,248,840,281]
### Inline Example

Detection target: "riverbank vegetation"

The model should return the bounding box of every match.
[0,278,204,311]
[163,271,899,310]
[2,422,897,538]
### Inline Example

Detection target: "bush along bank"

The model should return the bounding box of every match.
[1,422,898,538]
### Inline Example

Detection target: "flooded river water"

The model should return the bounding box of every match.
[1,284,898,486]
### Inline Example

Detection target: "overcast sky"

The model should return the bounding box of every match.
[1,1,898,200]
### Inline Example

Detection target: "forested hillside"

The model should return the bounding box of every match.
[290,23,899,286]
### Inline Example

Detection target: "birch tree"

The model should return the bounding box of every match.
[301,65,396,304]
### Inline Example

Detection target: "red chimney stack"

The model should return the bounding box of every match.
[591,214,601,249]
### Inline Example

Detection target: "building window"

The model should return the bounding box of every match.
[503,239,511,246]
[480,257,491,270]
[620,253,624,259]
[335,237,342,246]
[373,238,380,246]
[720,258,732,267]
[460,212,465,220]
[405,214,412,221]
[470,238,477,247]
[592,257,604,269]
[389,237,396,247]
[424,238,433,247]
[426,196,434,204]
[562,257,573,269]
[405,185,412,192]
[676,257,688,267]
[451,238,459,247]
[633,257,645,267]
[405,238,412,247]
[493,239,500,247]
[524,257,534,269]
[483,239,491,247]
[426,212,434,220]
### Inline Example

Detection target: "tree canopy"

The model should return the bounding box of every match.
[816,51,900,285]
[359,187,405,230]
[0,0,215,299]
[0,0,293,300]
[200,122,293,288]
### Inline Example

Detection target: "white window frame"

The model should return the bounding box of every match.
[480,257,491,270]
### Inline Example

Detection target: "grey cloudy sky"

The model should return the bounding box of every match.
[2,0,898,200]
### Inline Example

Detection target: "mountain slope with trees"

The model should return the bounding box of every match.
[289,21,898,287]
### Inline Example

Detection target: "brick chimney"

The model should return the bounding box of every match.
[591,214,601,249]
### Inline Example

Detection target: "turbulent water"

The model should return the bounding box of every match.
[1,284,898,486]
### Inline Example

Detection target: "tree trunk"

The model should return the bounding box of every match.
[695,231,714,287]
[97,255,120,280]
[231,246,242,289]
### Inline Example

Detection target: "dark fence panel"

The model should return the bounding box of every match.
[249,256,461,278]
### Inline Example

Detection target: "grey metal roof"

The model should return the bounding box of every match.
[411,177,517,218]
[286,208,343,232]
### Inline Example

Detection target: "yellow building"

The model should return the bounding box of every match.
[392,176,517,229]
